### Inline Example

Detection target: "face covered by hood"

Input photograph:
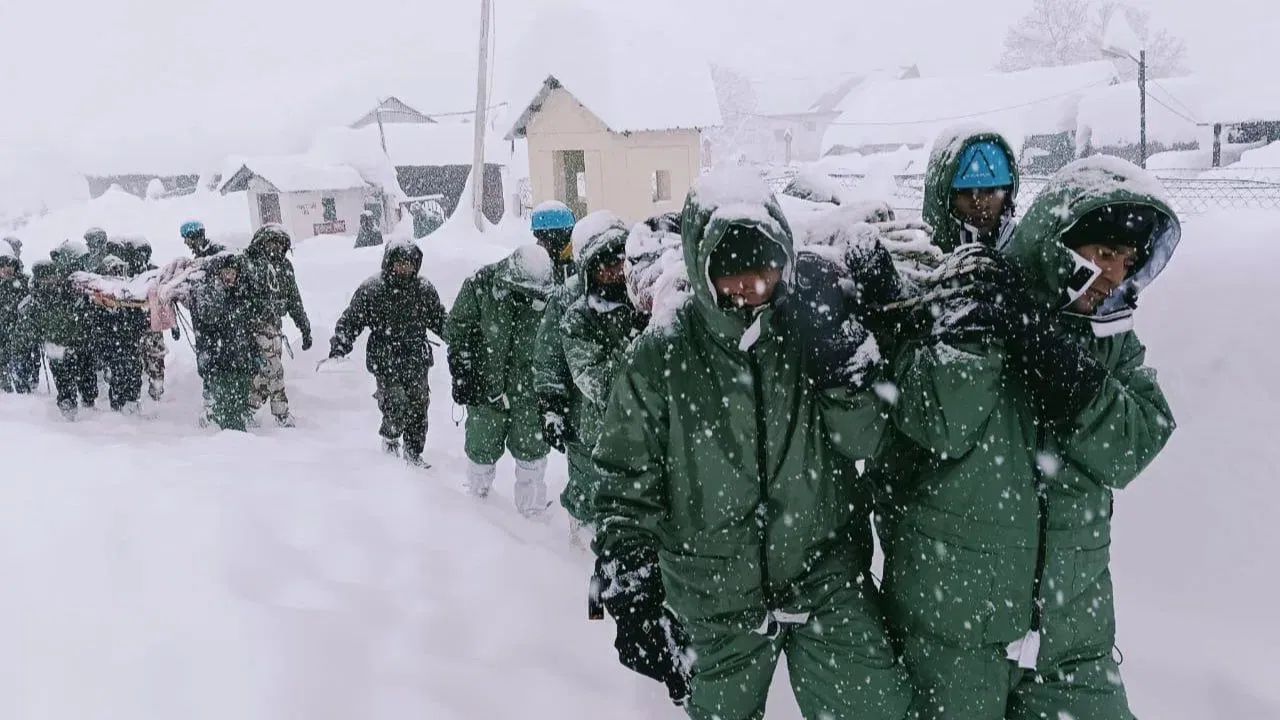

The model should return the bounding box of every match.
[1004,155,1180,333]
[625,212,683,313]
[0,245,23,278]
[30,259,64,299]
[123,237,153,274]
[571,210,630,307]
[680,169,795,341]
[50,239,90,272]
[249,223,292,262]
[381,240,424,286]
[84,227,108,253]
[922,125,1020,252]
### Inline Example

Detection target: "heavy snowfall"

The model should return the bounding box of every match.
[2,1,1279,719]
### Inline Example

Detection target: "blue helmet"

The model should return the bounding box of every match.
[180,220,205,239]
[952,141,1015,190]
[531,201,576,232]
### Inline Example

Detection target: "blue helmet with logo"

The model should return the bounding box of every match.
[180,220,206,239]
[531,201,576,232]
[952,141,1015,190]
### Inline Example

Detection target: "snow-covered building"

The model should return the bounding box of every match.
[218,156,372,241]
[1076,74,1280,169]
[824,61,1119,173]
[713,66,918,166]
[506,68,721,224]
[350,96,437,129]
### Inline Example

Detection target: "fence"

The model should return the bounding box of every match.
[764,169,1280,217]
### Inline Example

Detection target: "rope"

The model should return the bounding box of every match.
[175,305,198,354]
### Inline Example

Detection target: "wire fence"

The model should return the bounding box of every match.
[764,168,1280,218]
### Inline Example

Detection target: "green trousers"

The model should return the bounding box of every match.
[464,401,548,465]
[205,371,252,432]
[684,580,915,720]
[897,635,1132,720]
[558,441,600,525]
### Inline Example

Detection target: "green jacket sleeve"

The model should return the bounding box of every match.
[591,341,670,558]
[561,308,620,409]
[280,262,311,338]
[421,282,447,338]
[1058,332,1175,490]
[445,275,484,380]
[532,295,570,403]
[892,340,1006,459]
[820,386,890,461]
[330,283,372,357]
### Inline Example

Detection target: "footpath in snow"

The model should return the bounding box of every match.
[0,202,1276,719]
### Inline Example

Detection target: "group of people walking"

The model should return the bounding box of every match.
[0,122,1179,720]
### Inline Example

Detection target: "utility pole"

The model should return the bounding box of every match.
[1138,49,1148,169]
[470,0,493,232]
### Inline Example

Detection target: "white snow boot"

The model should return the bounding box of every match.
[120,401,141,416]
[466,461,496,499]
[382,437,401,457]
[148,378,164,402]
[513,456,551,519]
[569,519,596,550]
[274,413,296,428]
[404,452,431,470]
[59,403,78,422]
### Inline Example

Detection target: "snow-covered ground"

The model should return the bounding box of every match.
[0,195,1276,719]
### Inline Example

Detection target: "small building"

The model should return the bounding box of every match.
[506,67,721,224]
[823,61,1119,173]
[311,122,507,226]
[218,156,371,241]
[350,96,437,129]
[85,173,200,200]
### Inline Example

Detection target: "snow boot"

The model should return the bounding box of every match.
[120,401,141,416]
[466,461,496,499]
[148,378,164,402]
[58,402,78,422]
[569,519,596,550]
[275,413,297,428]
[382,437,402,457]
[245,413,262,429]
[405,452,431,470]
[514,456,551,519]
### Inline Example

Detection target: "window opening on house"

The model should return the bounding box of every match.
[652,170,672,202]
[322,197,337,222]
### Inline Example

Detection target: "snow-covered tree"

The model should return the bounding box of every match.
[145,177,165,200]
[998,0,1188,80]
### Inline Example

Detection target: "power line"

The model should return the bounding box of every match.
[819,79,1114,127]
[422,102,510,119]
[1146,92,1199,125]
[1148,79,1199,122]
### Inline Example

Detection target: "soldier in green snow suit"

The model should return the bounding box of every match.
[243,224,312,427]
[447,245,554,517]
[555,212,645,528]
[16,260,98,418]
[921,126,1021,253]
[591,171,914,719]
[877,156,1180,719]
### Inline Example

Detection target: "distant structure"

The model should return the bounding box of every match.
[507,69,721,224]
[218,156,375,241]
[85,173,199,200]
[350,96,437,129]
[711,65,919,167]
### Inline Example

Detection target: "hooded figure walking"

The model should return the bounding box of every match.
[590,170,916,718]
[242,224,312,427]
[877,155,1179,720]
[329,241,447,468]
[447,244,555,517]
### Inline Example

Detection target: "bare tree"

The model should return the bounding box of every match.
[999,0,1188,80]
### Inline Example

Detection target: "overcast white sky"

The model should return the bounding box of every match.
[0,0,1271,174]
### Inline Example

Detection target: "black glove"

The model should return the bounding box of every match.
[451,370,481,407]
[171,326,181,341]
[789,254,881,392]
[1006,313,1108,423]
[596,547,693,706]
[842,223,907,338]
[300,330,313,352]
[538,393,572,452]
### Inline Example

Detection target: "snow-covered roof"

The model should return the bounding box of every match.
[313,124,509,169]
[506,63,722,139]
[749,67,912,117]
[823,61,1119,153]
[350,96,437,128]
[1076,77,1204,148]
[218,155,368,195]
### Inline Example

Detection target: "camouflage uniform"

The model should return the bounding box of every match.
[243,225,311,425]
